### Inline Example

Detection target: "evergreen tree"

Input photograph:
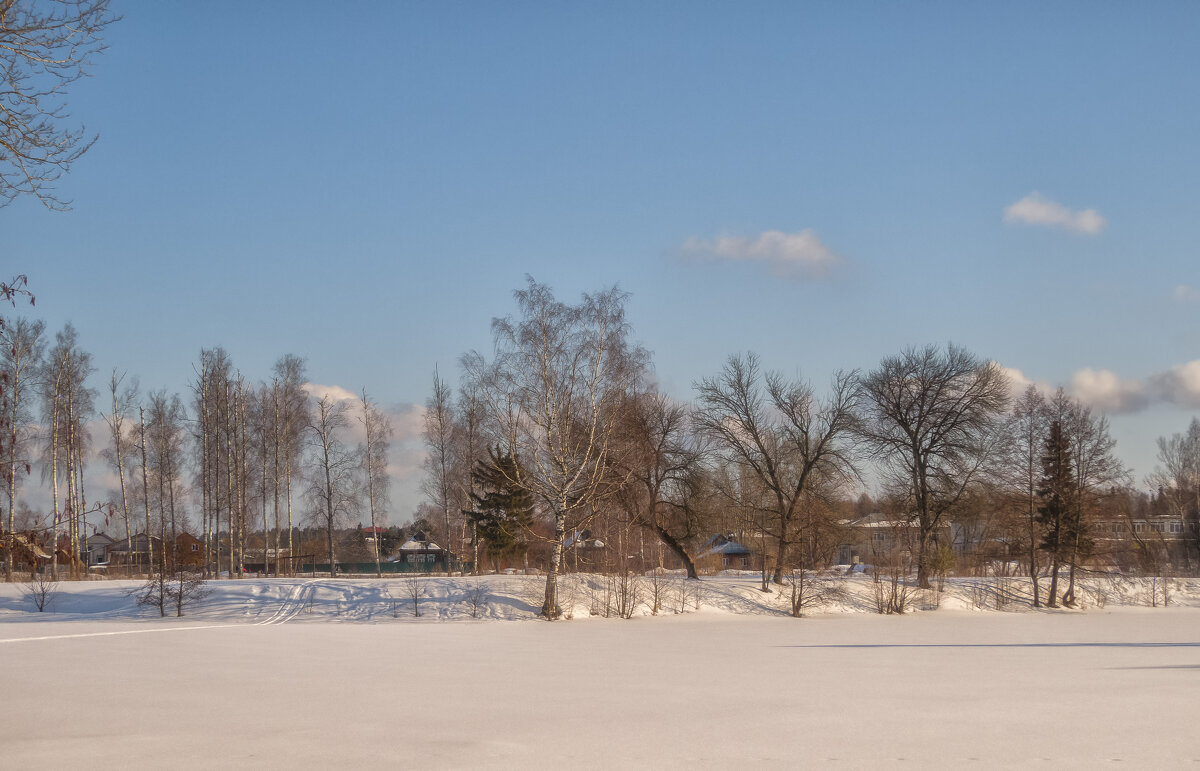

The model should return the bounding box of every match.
[464,446,534,572]
[1037,420,1076,607]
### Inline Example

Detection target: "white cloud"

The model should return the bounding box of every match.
[1003,192,1105,234]
[1150,360,1200,408]
[1068,368,1148,413]
[302,382,426,443]
[998,366,1052,401]
[301,382,359,404]
[1171,285,1200,303]
[682,229,842,278]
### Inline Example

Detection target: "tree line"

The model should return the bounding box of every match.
[421,277,1198,618]
[0,300,394,582]
[3,275,1198,621]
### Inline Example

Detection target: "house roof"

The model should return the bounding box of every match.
[698,533,751,558]
[399,538,441,551]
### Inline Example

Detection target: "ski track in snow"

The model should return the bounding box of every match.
[255,579,318,625]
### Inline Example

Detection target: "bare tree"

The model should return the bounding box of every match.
[40,323,95,577]
[99,369,136,560]
[1055,392,1126,606]
[454,379,486,574]
[695,353,860,585]
[0,0,118,208]
[146,389,187,568]
[1,316,43,581]
[614,391,705,579]
[305,394,359,574]
[359,388,392,577]
[1007,384,1048,606]
[273,354,308,573]
[859,344,1009,589]
[464,278,647,619]
[422,368,456,569]
[1148,417,1200,572]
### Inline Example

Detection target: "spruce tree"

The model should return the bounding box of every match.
[1037,420,1076,607]
[464,446,534,572]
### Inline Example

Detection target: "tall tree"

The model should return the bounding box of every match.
[859,344,1009,588]
[0,0,117,208]
[273,354,308,573]
[146,389,187,568]
[1055,392,1125,606]
[40,322,95,576]
[1,316,44,581]
[99,369,136,558]
[614,391,705,579]
[359,389,392,577]
[422,368,456,567]
[464,278,647,619]
[1037,420,1075,608]
[465,446,534,571]
[454,380,487,574]
[695,353,860,584]
[1007,384,1048,606]
[305,394,359,574]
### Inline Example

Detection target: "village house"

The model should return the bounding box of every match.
[86,532,115,565]
[696,533,761,573]
[387,532,452,572]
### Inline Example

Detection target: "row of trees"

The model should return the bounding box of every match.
[0,310,396,581]
[419,278,1192,619]
[3,275,1196,621]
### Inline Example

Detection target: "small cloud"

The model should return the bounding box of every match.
[682,229,842,278]
[302,382,358,403]
[1003,192,1105,234]
[998,365,1052,401]
[1150,360,1200,408]
[1068,368,1147,413]
[1171,285,1200,303]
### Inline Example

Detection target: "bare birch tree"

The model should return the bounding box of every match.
[1,316,43,580]
[422,368,456,568]
[464,278,647,619]
[359,389,392,577]
[99,369,136,560]
[305,394,359,574]
[40,323,95,577]
[273,354,308,573]
[454,380,486,574]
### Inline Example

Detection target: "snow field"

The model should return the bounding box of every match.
[1,576,1198,768]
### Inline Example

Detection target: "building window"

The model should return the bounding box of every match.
[1171,521,1184,534]
[191,544,199,552]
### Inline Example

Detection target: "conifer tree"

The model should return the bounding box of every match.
[464,446,534,572]
[1037,420,1076,607]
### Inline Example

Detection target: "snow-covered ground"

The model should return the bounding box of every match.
[1,574,1198,768]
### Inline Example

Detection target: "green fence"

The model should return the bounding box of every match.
[300,560,459,575]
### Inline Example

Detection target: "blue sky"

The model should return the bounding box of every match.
[8,1,1200,520]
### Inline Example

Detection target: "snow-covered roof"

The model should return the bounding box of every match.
[399,538,441,551]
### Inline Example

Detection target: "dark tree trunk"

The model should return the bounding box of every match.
[649,523,698,580]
